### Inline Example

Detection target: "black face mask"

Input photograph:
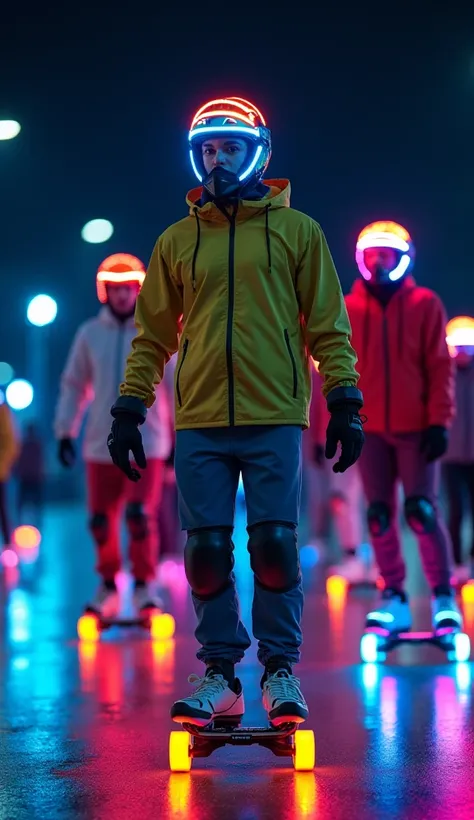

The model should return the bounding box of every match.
[202,166,241,202]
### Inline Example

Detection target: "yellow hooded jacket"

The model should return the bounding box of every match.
[121,179,359,429]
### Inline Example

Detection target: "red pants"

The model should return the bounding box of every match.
[86,460,164,582]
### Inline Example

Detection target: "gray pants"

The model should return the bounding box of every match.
[175,425,304,666]
[358,432,451,590]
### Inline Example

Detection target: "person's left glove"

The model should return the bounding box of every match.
[420,425,448,462]
[108,396,147,482]
[324,386,365,474]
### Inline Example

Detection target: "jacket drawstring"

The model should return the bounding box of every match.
[191,207,201,292]
[265,203,272,275]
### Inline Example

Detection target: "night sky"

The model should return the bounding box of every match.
[1,2,473,390]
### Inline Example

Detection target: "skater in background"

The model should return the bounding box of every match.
[347,220,460,633]
[442,316,474,584]
[302,364,331,549]
[309,362,374,583]
[16,422,44,526]
[54,254,172,618]
[0,401,19,547]
[107,96,365,729]
[157,353,186,563]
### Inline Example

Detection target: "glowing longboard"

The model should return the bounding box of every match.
[169,719,315,772]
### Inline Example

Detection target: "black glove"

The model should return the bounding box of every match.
[420,425,448,462]
[325,401,365,473]
[58,438,76,468]
[108,396,147,482]
[312,443,325,467]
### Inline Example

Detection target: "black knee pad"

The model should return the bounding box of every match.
[247,522,300,592]
[367,502,391,537]
[184,528,234,599]
[89,512,109,545]
[125,502,148,540]
[404,496,436,534]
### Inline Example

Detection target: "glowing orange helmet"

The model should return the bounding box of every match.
[446,316,474,358]
[96,253,146,304]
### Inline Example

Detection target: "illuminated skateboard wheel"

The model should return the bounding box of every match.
[461,580,474,604]
[293,729,315,771]
[447,632,471,663]
[77,614,100,642]
[326,575,348,596]
[360,632,385,663]
[169,730,192,772]
[150,612,175,641]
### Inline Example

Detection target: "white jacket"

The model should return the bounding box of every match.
[54,308,174,463]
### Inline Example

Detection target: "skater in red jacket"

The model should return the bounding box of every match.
[346,221,461,633]
[443,316,474,584]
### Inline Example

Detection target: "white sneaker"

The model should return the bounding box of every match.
[451,565,471,586]
[170,671,244,727]
[132,582,164,614]
[330,554,368,585]
[262,669,309,727]
[366,588,412,633]
[431,592,463,631]
[87,584,120,619]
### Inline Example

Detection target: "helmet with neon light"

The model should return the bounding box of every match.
[355,221,416,283]
[188,96,272,199]
[96,254,146,304]
[445,316,474,359]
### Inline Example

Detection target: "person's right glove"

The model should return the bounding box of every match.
[108,396,147,482]
[58,437,76,468]
[324,386,365,474]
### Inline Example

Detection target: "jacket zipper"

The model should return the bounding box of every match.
[382,310,390,431]
[176,338,189,408]
[284,329,298,398]
[226,213,237,425]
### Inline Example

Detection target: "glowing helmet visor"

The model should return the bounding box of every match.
[356,221,415,282]
[446,316,474,358]
[188,96,271,188]
[96,253,146,304]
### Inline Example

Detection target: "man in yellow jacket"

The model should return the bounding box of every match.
[108,97,364,728]
[0,402,19,547]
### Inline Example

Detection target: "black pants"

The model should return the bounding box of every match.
[0,481,11,545]
[443,462,474,565]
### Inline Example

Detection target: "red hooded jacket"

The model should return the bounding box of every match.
[344,277,454,434]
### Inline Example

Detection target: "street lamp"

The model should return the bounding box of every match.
[5,379,34,410]
[81,218,114,244]
[0,120,21,141]
[25,294,58,431]
[27,294,57,327]
[0,362,14,385]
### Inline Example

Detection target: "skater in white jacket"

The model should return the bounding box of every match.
[55,253,173,618]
